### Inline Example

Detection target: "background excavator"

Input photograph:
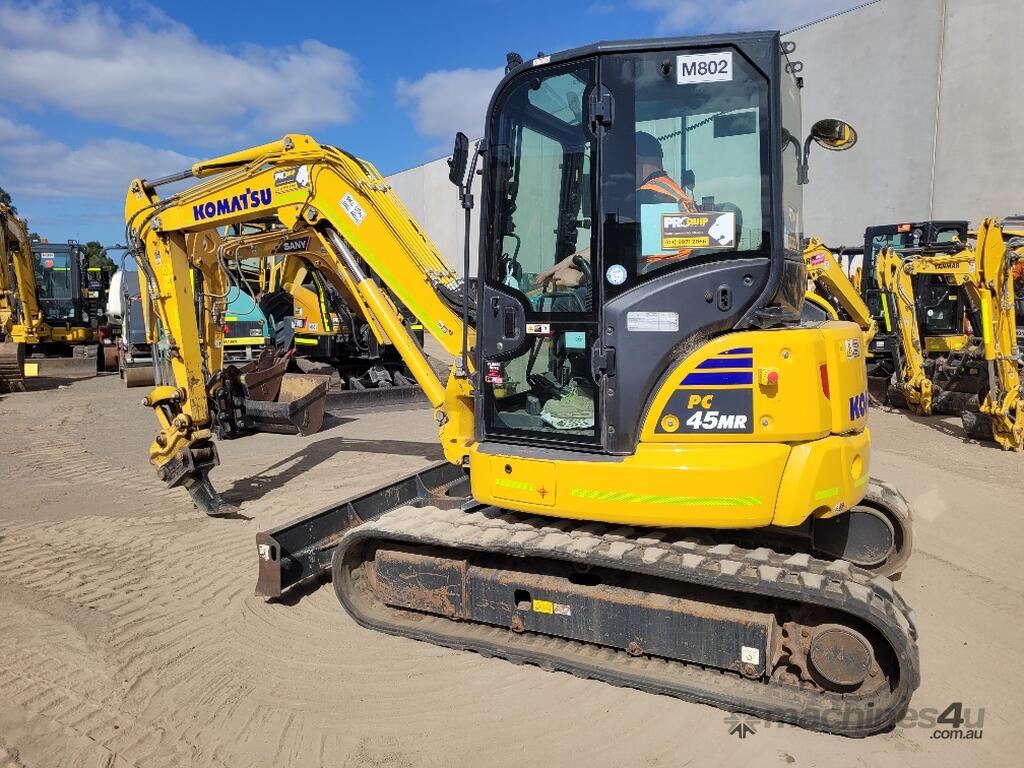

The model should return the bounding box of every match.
[1,203,117,390]
[126,33,918,735]
[218,225,425,393]
[875,218,1022,449]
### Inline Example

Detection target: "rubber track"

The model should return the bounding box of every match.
[333,505,920,737]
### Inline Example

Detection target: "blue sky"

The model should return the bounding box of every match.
[0,0,861,245]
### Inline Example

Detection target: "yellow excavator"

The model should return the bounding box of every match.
[802,237,889,401]
[1,203,115,390]
[875,218,1022,448]
[126,34,918,734]
[0,203,36,390]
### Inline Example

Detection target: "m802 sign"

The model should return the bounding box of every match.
[677,52,734,84]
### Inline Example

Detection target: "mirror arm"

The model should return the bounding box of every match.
[799,134,814,185]
[456,140,484,380]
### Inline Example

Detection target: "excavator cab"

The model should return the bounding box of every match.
[477,35,806,452]
[31,242,88,327]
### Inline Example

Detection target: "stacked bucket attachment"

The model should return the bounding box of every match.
[232,347,331,436]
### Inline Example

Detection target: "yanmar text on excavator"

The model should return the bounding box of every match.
[125,33,919,735]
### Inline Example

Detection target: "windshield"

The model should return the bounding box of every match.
[33,250,77,320]
[601,47,770,292]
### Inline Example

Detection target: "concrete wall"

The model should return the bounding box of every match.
[387,0,1021,270]
[787,0,1023,245]
[930,0,1024,221]
[387,154,481,277]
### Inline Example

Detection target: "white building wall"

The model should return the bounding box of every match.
[387,154,481,277]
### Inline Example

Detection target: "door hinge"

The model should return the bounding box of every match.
[591,345,616,380]
[588,89,614,130]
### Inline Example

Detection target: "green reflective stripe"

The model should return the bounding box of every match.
[294,336,319,345]
[881,296,892,332]
[495,477,533,491]
[814,487,839,501]
[854,474,869,488]
[571,488,761,507]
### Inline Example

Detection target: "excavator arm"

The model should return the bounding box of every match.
[803,237,877,343]
[125,135,476,510]
[0,204,43,339]
[875,245,933,413]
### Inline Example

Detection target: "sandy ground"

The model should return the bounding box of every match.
[0,374,1021,768]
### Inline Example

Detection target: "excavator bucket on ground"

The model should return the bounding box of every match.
[237,349,330,436]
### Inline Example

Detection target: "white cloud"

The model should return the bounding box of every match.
[0,131,195,199]
[396,67,504,151]
[0,1,360,143]
[632,0,866,33]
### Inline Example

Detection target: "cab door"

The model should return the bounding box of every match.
[479,59,603,448]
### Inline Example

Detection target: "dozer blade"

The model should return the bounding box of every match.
[0,341,26,393]
[324,382,426,411]
[27,355,101,380]
[124,365,156,388]
[255,460,469,597]
[244,373,331,435]
[102,344,119,372]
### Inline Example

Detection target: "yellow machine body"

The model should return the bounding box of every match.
[471,321,870,528]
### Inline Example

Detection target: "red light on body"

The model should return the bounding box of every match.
[819,364,830,399]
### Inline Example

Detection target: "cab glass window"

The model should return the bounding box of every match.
[601,48,770,293]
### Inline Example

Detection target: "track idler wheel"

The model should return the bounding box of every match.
[0,341,26,393]
[811,478,913,577]
[808,625,875,690]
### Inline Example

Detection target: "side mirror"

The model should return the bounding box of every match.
[799,119,857,184]
[448,132,469,187]
[809,119,858,152]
